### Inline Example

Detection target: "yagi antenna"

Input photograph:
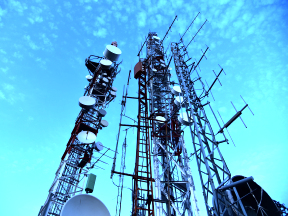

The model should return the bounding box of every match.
[231,101,247,128]
[240,95,254,115]
[216,101,250,135]
[207,68,224,94]
[137,35,148,57]
[217,110,235,146]
[194,46,209,70]
[180,12,200,41]
[205,80,215,101]
[161,15,178,45]
[201,49,208,60]
[186,19,207,49]
[218,64,226,75]
[212,70,222,86]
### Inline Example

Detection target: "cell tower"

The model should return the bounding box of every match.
[38,42,122,216]
[111,14,287,216]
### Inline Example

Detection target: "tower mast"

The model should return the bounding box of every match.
[38,42,122,216]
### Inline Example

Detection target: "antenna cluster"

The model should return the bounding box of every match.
[38,42,122,216]
[38,12,287,216]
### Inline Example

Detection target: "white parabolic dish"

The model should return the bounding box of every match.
[156,116,165,124]
[60,194,110,216]
[79,96,96,109]
[103,45,122,62]
[174,96,185,107]
[94,141,104,151]
[77,131,96,144]
[178,112,193,126]
[171,86,182,95]
[100,59,112,69]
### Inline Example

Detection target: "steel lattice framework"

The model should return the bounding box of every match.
[38,50,121,216]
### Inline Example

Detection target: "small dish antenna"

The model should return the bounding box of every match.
[100,59,112,70]
[77,131,96,144]
[171,86,182,95]
[152,36,160,41]
[79,96,96,109]
[86,75,93,81]
[94,141,104,151]
[174,96,185,107]
[103,45,122,62]
[100,120,109,127]
[60,194,110,216]
[178,112,193,126]
[156,116,166,124]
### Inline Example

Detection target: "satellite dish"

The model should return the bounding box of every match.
[100,59,112,70]
[111,87,117,92]
[102,77,109,83]
[152,68,157,72]
[110,91,116,97]
[100,120,109,127]
[79,96,96,109]
[97,109,106,117]
[103,45,121,62]
[152,36,160,41]
[156,116,165,124]
[174,96,185,107]
[171,86,182,95]
[178,112,193,126]
[94,141,104,151]
[60,194,110,216]
[86,75,93,81]
[77,131,96,144]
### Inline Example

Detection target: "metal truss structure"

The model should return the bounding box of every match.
[145,32,200,216]
[38,45,121,216]
[170,40,245,216]
[112,14,286,216]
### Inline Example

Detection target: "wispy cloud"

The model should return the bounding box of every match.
[0,67,9,73]
[0,90,5,100]
[2,83,15,91]
[23,35,39,50]
[137,11,147,27]
[93,28,107,38]
[8,0,28,15]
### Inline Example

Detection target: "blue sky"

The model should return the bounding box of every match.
[0,0,287,215]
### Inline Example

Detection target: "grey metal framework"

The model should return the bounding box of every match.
[143,32,200,216]
[170,39,258,216]
[38,53,121,216]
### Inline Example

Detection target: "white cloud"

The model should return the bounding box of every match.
[28,6,44,24]
[9,0,28,15]
[93,28,107,38]
[0,67,9,73]
[0,49,6,54]
[13,51,23,59]
[23,35,39,50]
[95,14,106,26]
[49,22,58,30]
[0,90,5,100]
[0,7,7,22]
[138,11,147,27]
[64,2,72,9]
[85,5,92,11]
[28,116,34,121]
[3,83,15,91]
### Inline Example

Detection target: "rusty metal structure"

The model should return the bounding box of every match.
[38,42,122,216]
